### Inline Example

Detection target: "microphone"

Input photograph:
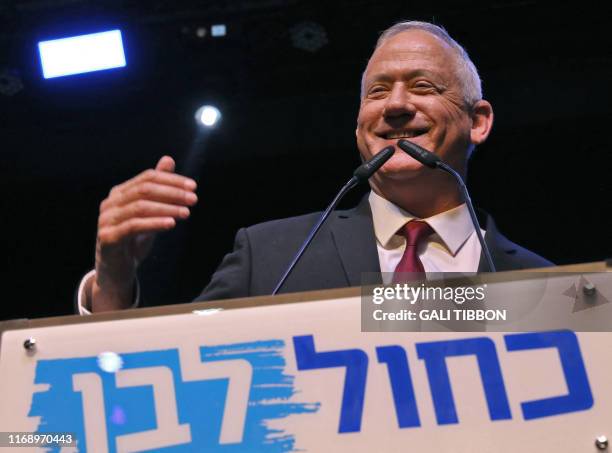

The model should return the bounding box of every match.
[272,145,395,295]
[352,145,396,182]
[397,139,496,272]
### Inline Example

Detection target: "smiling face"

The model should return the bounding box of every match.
[357,29,486,182]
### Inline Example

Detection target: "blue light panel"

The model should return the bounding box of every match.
[38,30,126,79]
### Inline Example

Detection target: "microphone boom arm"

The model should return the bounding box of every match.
[272,145,395,295]
[436,161,496,272]
[271,177,358,295]
[397,139,496,272]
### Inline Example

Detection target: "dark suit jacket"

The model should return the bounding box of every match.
[194,198,553,301]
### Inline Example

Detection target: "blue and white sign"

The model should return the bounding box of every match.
[0,276,610,452]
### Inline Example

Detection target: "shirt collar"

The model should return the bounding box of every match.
[368,191,474,256]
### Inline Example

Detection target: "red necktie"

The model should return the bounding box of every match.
[392,220,433,282]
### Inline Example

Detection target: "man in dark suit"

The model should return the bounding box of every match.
[80,21,551,313]
[193,201,552,302]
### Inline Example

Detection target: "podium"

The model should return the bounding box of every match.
[0,262,610,452]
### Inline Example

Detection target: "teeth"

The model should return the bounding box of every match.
[385,130,424,139]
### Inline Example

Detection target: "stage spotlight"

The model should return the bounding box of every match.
[211,24,227,37]
[38,29,126,79]
[195,105,221,128]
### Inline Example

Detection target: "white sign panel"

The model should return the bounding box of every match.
[0,291,610,452]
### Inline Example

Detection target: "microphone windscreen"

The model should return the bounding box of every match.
[353,146,395,182]
[398,139,440,168]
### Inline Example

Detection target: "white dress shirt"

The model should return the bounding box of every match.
[368,191,482,274]
[78,192,484,314]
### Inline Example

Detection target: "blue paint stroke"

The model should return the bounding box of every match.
[201,339,320,452]
[28,339,319,452]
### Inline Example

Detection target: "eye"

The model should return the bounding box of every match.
[414,81,434,88]
[367,85,388,97]
[412,80,438,93]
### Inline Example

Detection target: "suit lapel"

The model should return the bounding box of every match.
[329,197,382,286]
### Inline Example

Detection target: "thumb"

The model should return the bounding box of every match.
[156,155,176,173]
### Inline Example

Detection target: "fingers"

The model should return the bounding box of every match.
[99,200,191,228]
[105,180,197,210]
[156,155,176,173]
[97,156,198,247]
[98,217,176,245]
[112,167,196,198]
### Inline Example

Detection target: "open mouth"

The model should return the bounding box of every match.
[381,129,429,140]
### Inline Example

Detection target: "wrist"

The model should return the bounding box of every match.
[92,272,136,312]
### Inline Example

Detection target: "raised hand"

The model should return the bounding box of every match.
[91,156,198,311]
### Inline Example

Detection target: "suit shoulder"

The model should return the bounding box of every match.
[243,203,362,237]
[515,244,554,268]
[484,213,555,270]
[498,234,555,269]
[244,211,324,237]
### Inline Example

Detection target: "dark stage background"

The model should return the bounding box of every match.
[1,0,610,321]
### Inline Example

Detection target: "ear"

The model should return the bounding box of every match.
[469,100,494,145]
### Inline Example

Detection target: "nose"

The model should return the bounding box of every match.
[382,83,416,119]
